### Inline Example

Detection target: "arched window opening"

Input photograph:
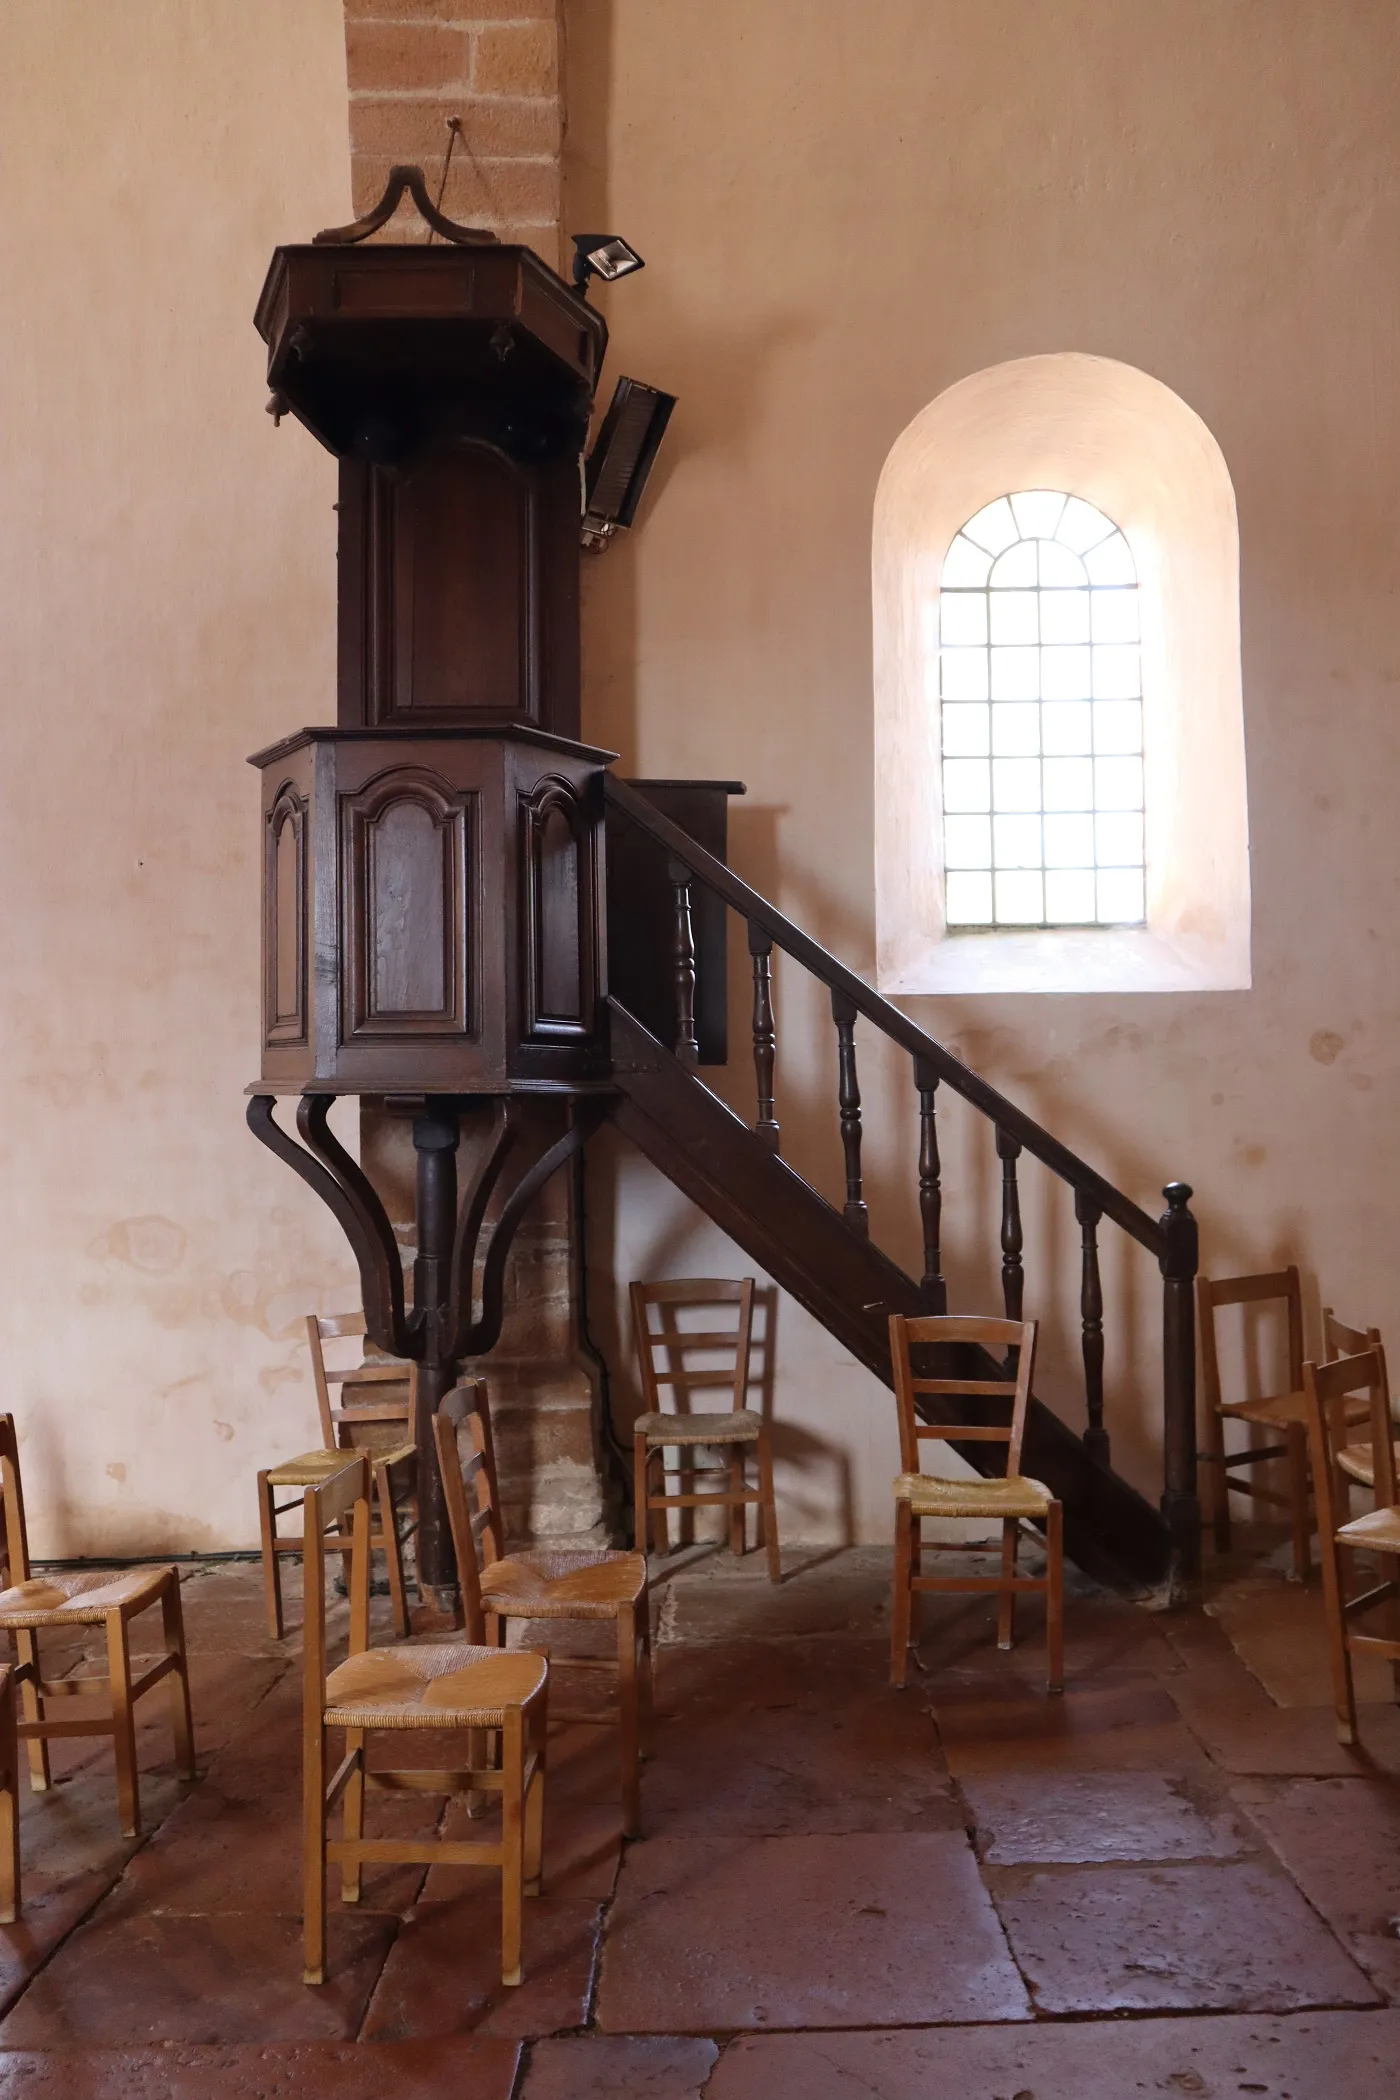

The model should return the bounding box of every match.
[940,491,1145,930]
[872,353,1250,996]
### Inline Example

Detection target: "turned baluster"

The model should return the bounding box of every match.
[1076,1189,1108,1466]
[1160,1181,1201,1594]
[914,1056,946,1312]
[668,856,700,1067]
[995,1126,1024,1323]
[831,991,868,1237]
[748,922,779,1151]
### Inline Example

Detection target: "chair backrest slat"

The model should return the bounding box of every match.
[888,1314,1038,1478]
[301,1454,371,1743]
[1323,1307,1382,1363]
[631,1278,756,1419]
[1198,1265,1304,1415]
[434,1380,509,1642]
[1304,1344,1396,1544]
[306,1312,409,1454]
[0,1417,32,1593]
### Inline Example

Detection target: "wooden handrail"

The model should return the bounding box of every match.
[605,773,1166,1258]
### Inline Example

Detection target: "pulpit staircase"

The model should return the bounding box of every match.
[602,777,1200,1596]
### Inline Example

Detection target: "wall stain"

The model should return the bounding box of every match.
[1234,1142,1267,1168]
[212,1420,234,1443]
[105,1462,126,1484]
[88,1215,188,1274]
[1350,1072,1375,1092]
[1309,1030,1345,1066]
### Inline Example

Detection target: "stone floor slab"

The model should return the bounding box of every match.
[964,1769,1249,1863]
[596,1831,1029,2033]
[520,2034,719,2099]
[1237,1775,1400,2002]
[933,1667,1203,1773]
[360,1892,601,2040]
[989,1855,1382,2013]
[0,1908,396,2046]
[0,2039,521,2097]
[657,1550,890,1646]
[640,1694,953,1839]
[704,2009,1400,2100]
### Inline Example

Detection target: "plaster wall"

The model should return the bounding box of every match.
[0,0,358,1552]
[567,0,1400,1538]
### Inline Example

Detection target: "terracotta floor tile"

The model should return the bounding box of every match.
[1237,1775,1400,2001]
[989,1855,1381,2013]
[704,2009,1400,2100]
[0,2038,521,2097]
[1178,1690,1400,1776]
[0,1908,396,2046]
[654,1635,891,1720]
[932,1667,1204,1773]
[360,1892,601,2041]
[520,2035,719,2099]
[595,1831,1029,2033]
[964,1769,1250,1863]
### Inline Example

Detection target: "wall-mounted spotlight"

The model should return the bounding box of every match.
[582,377,676,550]
[571,233,645,295]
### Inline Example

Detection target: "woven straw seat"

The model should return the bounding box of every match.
[0,1567,173,1629]
[1337,1441,1400,1489]
[480,1549,647,1621]
[633,1409,763,1445]
[265,1449,358,1490]
[1220,1387,1308,1428]
[892,1471,1054,1521]
[323,1641,547,1730]
[1336,1502,1400,1555]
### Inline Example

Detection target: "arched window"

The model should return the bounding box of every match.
[873,354,1249,995]
[939,491,1145,929]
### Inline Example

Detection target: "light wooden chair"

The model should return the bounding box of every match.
[630,1278,779,1582]
[435,1381,651,1836]
[0,1415,194,1838]
[888,1313,1063,1694]
[1302,1344,1400,1745]
[301,1453,548,1989]
[257,1312,417,1640]
[1322,1308,1400,1519]
[0,1666,19,1922]
[1197,1266,1313,1578]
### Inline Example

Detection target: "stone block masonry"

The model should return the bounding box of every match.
[343,2,562,259]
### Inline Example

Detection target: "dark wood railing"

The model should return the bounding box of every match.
[607,774,1200,1581]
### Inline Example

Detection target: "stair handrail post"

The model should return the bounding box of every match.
[913,1055,946,1313]
[995,1125,1025,1326]
[830,989,869,1238]
[1159,1180,1201,1598]
[1075,1188,1108,1468]
[747,919,779,1151]
[667,854,700,1068]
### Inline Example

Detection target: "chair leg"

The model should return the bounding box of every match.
[1317,1528,1359,1745]
[758,1427,780,1584]
[341,1728,365,1904]
[257,1471,284,1640]
[633,1434,651,1561]
[161,1576,196,1780]
[639,1585,655,1757]
[0,1672,19,1923]
[500,1710,525,1988]
[1046,1501,1065,1695]
[303,1720,328,1986]
[618,1604,641,1839]
[1287,1424,1312,1582]
[524,1701,547,1899]
[377,1477,411,1641]
[728,1448,746,1559]
[890,1499,914,1688]
[1200,1406,1232,1554]
[14,1631,49,1794]
[996,1520,1018,1651]
[105,1612,140,1840]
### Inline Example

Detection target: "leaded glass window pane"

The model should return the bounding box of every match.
[939,491,1145,928]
